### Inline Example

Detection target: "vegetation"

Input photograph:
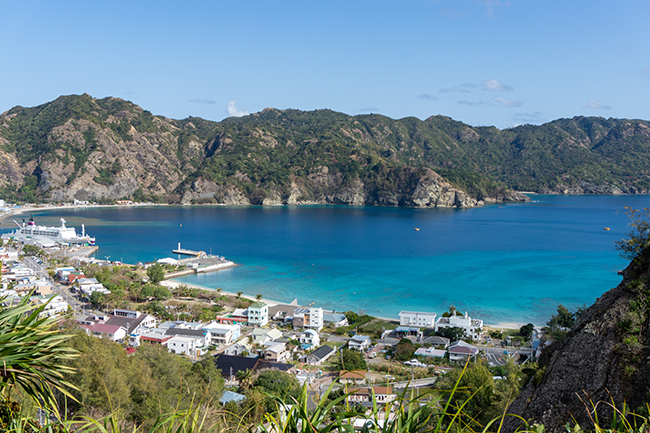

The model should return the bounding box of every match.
[2,95,650,204]
[336,348,367,370]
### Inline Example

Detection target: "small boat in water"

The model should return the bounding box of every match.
[604,227,610,231]
[414,228,420,231]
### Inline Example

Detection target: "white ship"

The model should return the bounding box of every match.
[8,216,96,246]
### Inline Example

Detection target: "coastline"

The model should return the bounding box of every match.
[160,279,289,308]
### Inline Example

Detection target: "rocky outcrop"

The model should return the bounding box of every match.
[505,251,650,432]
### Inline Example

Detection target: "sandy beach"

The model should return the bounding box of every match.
[160,279,292,308]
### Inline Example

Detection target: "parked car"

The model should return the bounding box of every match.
[403,359,426,367]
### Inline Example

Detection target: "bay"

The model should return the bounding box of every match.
[11,195,648,325]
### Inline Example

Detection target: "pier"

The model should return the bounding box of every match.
[172,243,204,257]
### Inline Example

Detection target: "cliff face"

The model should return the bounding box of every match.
[505,252,650,432]
[3,94,650,207]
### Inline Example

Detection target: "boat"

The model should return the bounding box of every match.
[414,228,420,231]
[604,227,610,231]
[7,216,96,246]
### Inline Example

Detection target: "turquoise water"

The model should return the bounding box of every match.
[12,195,648,325]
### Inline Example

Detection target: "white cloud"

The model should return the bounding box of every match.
[417,94,438,101]
[494,96,522,107]
[457,100,483,107]
[482,79,513,91]
[227,100,249,117]
[585,99,611,110]
[439,83,477,93]
[189,98,217,105]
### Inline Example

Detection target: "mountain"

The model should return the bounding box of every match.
[505,249,650,432]
[1,94,649,207]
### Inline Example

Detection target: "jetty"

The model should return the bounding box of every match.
[172,243,204,257]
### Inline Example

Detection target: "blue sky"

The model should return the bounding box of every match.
[1,1,648,128]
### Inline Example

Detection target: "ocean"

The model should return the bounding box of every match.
[9,195,648,325]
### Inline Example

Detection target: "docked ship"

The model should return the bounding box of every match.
[7,216,96,246]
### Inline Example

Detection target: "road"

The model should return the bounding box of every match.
[22,255,90,318]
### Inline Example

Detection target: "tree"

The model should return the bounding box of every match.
[393,338,416,361]
[255,294,263,301]
[519,323,535,341]
[615,207,650,260]
[337,348,367,370]
[237,291,243,299]
[436,326,468,342]
[254,370,300,399]
[146,263,165,284]
[89,291,106,310]
[22,244,40,256]
[152,286,171,300]
[236,369,254,391]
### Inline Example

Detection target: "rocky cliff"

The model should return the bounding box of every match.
[505,250,650,432]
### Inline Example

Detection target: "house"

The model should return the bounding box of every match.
[77,277,110,295]
[138,329,173,346]
[447,340,480,362]
[164,328,212,348]
[251,328,283,344]
[263,342,291,363]
[248,301,269,327]
[202,322,241,345]
[399,311,437,328]
[219,390,246,405]
[414,347,446,358]
[78,322,127,342]
[214,354,294,382]
[167,336,207,357]
[434,312,484,340]
[292,307,324,331]
[323,312,348,328]
[30,294,68,317]
[339,371,367,385]
[421,336,450,348]
[348,335,371,351]
[299,329,320,348]
[223,341,253,356]
[268,303,298,322]
[347,387,396,405]
[81,309,157,345]
[303,345,335,365]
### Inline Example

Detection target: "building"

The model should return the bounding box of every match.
[299,329,320,348]
[399,311,437,328]
[167,336,207,357]
[347,387,396,405]
[78,322,127,342]
[303,345,335,365]
[263,342,291,363]
[348,335,371,351]
[292,307,323,331]
[164,328,212,348]
[434,312,484,340]
[323,312,348,328]
[414,347,446,358]
[202,322,241,346]
[251,328,283,345]
[447,340,480,362]
[339,371,367,385]
[248,301,269,327]
[80,309,157,345]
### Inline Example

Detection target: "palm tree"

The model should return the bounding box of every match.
[255,294,263,301]
[0,296,79,413]
[237,291,243,299]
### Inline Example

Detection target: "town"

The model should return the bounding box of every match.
[0,222,542,413]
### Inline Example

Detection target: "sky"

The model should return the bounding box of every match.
[1,1,649,128]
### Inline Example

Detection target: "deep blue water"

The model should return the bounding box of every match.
[10,195,649,325]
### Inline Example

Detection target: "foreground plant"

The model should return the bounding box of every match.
[0,295,78,413]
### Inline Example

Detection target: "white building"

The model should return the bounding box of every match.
[293,307,323,331]
[202,322,241,345]
[349,334,371,351]
[434,312,484,340]
[299,329,320,347]
[167,336,207,357]
[247,301,269,327]
[31,294,68,317]
[399,311,437,328]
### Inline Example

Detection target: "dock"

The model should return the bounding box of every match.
[172,243,204,257]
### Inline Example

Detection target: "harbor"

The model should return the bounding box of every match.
[163,243,236,277]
